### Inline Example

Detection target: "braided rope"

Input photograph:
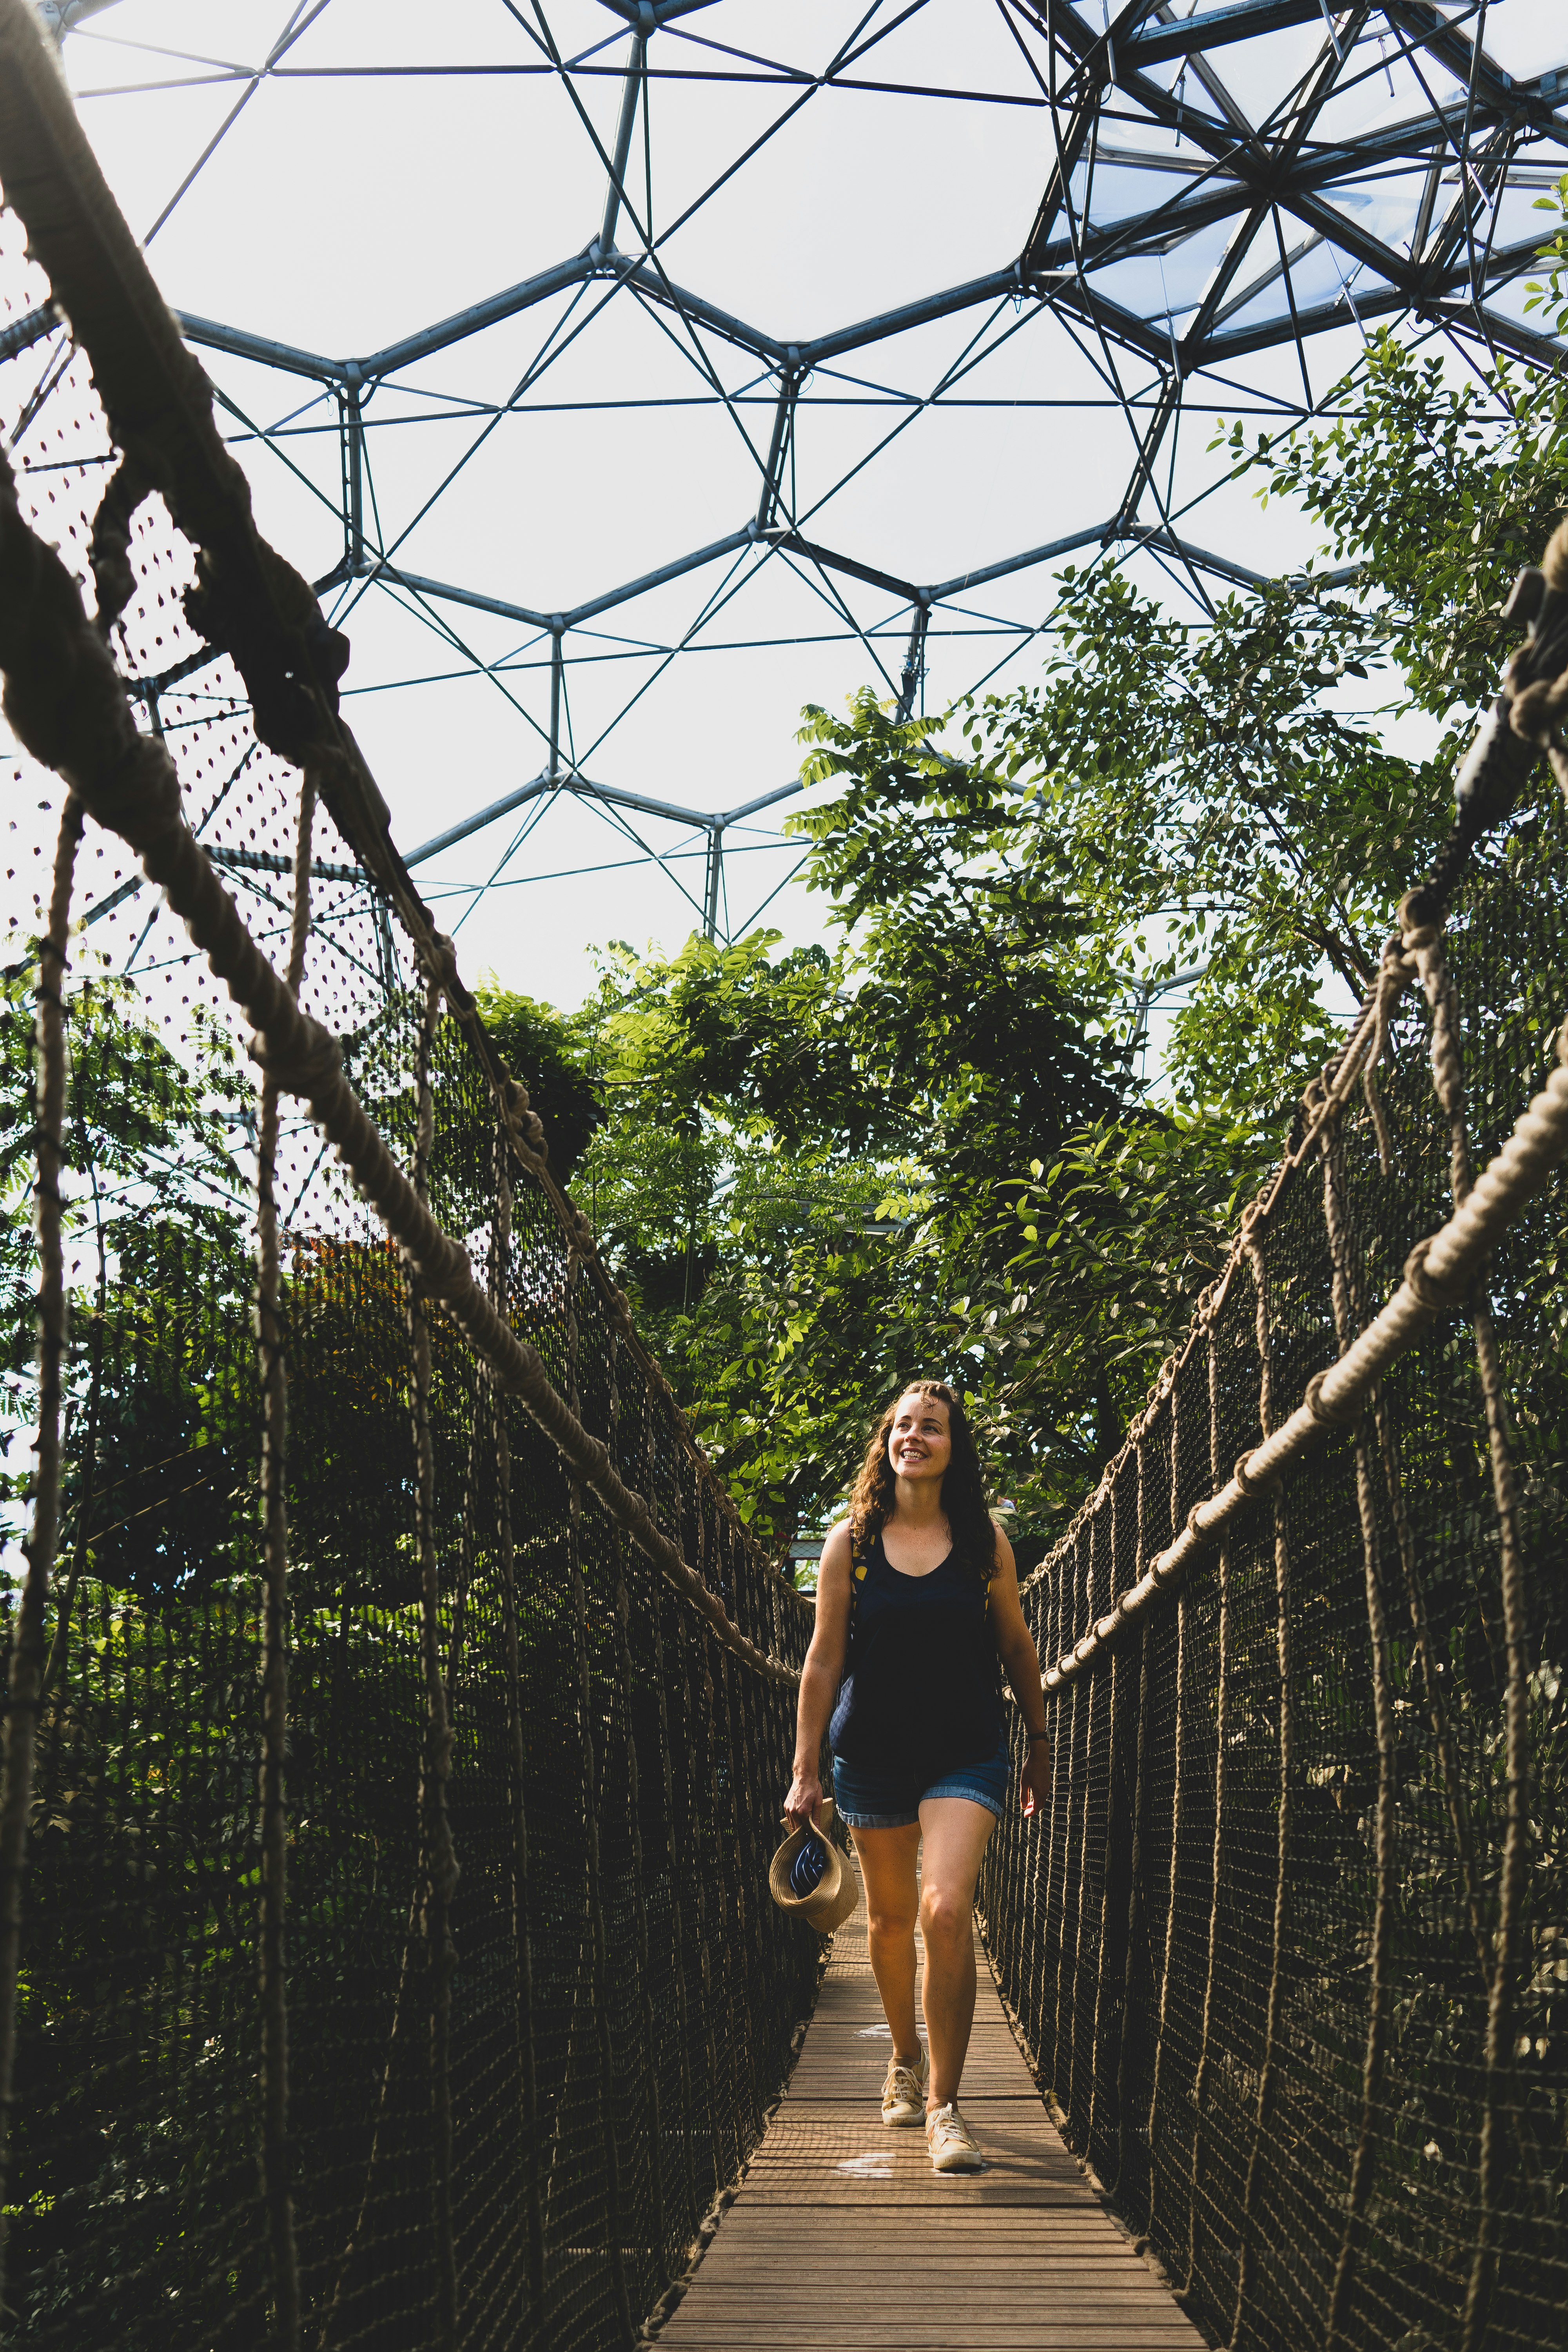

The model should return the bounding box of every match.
[0,465,799,1693]
[1230,1237,1293,2349]
[1038,949,1568,1693]
[489,1142,546,2340]
[0,0,806,1666]
[0,796,80,2312]
[560,1245,636,2347]
[253,765,316,2352]
[1025,517,1568,1639]
[1144,1388,1187,2250]
[1321,1123,1399,2351]
[1185,1330,1228,2300]
[407,970,460,2350]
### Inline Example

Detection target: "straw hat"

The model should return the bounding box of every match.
[768,1802,861,1934]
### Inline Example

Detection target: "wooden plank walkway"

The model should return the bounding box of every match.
[656,1862,1206,2350]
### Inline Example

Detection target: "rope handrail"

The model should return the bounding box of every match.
[976,519,1568,2352]
[1028,526,1568,1686]
[0,0,805,1617]
[0,26,808,2348]
[0,453,799,1693]
[1040,923,1568,1691]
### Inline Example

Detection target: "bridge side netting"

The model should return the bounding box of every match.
[0,132,817,2352]
[980,748,1568,2348]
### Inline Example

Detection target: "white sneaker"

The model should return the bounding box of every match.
[926,2101,984,2172]
[881,2046,928,2126]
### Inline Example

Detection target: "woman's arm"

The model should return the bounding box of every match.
[987,1530,1053,1817]
[783,1520,854,1830]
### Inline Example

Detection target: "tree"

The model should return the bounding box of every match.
[472,982,605,1182]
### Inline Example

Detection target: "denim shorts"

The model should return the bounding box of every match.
[832,1730,1011,1829]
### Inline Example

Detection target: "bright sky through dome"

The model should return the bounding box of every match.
[14,0,1568,1005]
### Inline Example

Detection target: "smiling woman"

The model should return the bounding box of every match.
[783,1377,1050,2174]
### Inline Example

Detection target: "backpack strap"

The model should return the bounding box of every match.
[848,1524,870,1622]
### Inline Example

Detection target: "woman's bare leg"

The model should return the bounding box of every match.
[849,1821,924,2063]
[915,1798,997,2109]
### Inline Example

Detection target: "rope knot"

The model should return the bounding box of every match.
[1303,1368,1357,1427]
[1403,1234,1470,1315]
[1232,1448,1281,1499]
[248,1017,342,1101]
[500,1078,548,1159]
[1507,671,1568,748]
[1397,887,1441,951]
[403,1231,474,1302]
[427,930,461,994]
[93,730,183,852]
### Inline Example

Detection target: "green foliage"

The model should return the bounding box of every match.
[1230,331,1568,729]
[1222,180,1568,732]
[568,933,945,1547]
[472,981,605,1180]
[564,194,1568,1550]
[0,962,254,1558]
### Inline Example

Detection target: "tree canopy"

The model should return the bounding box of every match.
[514,191,1568,1568]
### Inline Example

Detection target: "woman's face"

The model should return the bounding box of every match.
[887,1390,952,1487]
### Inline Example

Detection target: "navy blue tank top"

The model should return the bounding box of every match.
[828,1529,1002,1780]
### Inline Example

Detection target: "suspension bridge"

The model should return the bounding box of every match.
[0,5,1565,2347]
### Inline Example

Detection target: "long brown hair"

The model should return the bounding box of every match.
[848,1379,997,1588]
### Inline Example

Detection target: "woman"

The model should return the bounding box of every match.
[784,1380,1051,2173]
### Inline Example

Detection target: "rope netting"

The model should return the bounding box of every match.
[0,12,817,2347]
[5,14,1568,2352]
[980,639,1568,2340]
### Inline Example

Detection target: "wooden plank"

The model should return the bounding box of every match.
[653,1881,1203,2351]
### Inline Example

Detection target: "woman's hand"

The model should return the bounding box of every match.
[1020,1741,1052,1818]
[784,1766,825,1831]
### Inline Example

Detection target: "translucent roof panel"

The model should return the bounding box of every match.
[15,0,1565,998]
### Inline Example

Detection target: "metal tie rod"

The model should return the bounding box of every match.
[404,771,804,870]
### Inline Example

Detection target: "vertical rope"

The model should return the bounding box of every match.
[1401,908,1533,2343]
[1037,1543,1067,2075]
[443,1366,485,1720]
[0,798,81,2309]
[41,1153,105,1704]
[491,1145,545,2340]
[636,1406,699,2241]
[1186,1329,1228,2303]
[728,1535,778,2135]
[1231,1234,1293,2350]
[1321,1124,1397,2352]
[663,1442,724,2205]
[562,1245,635,2345]
[694,1485,747,2181]
[719,1643,764,2138]
[1113,1428,1154,2201]
[253,766,316,2352]
[1087,1480,1125,2163]
[1146,1381,1187,2248]
[1401,914,1539,2350]
[1053,1534,1090,2107]
[1460,1262,1534,2352]
[1394,927,1492,1974]
[407,967,460,2350]
[608,1448,665,2279]
[1023,1651,1053,2056]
